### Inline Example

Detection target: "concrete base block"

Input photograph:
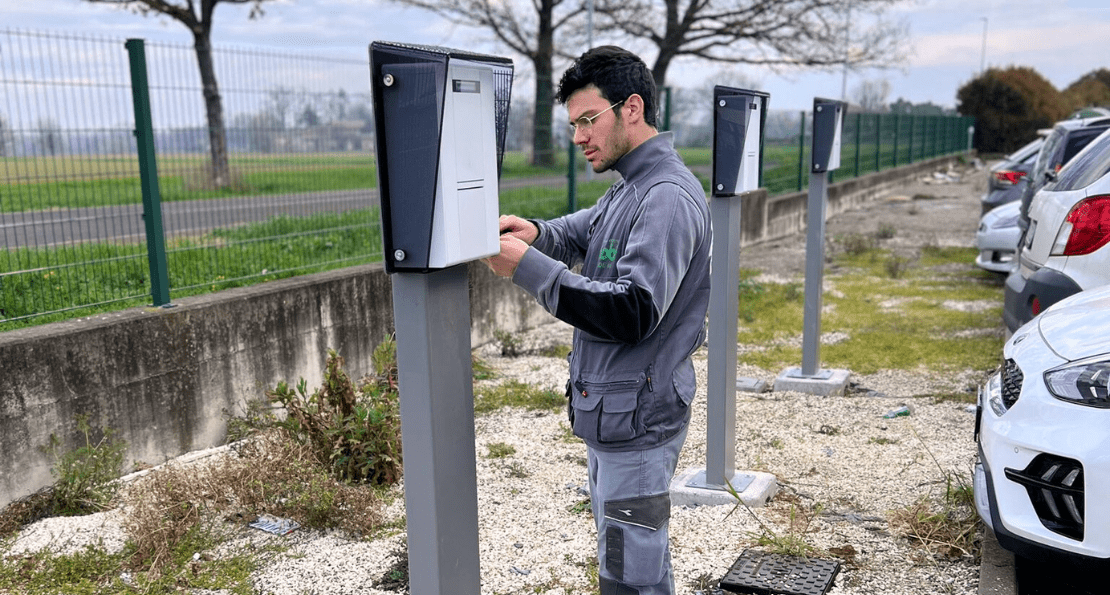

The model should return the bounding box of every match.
[669,466,778,508]
[773,367,851,396]
[736,377,768,393]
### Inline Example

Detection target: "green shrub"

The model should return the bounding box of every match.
[267,339,403,486]
[957,66,1067,153]
[39,414,126,516]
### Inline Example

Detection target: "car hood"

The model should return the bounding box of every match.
[1037,284,1110,360]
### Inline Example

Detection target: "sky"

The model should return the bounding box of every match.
[2,0,1109,113]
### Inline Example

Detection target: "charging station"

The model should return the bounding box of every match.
[369,41,513,595]
[672,86,778,507]
[774,97,851,396]
[371,41,513,273]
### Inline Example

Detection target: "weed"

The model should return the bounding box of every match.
[266,341,403,486]
[568,498,592,515]
[38,414,127,516]
[0,544,128,593]
[474,380,564,414]
[493,329,524,357]
[688,572,720,592]
[839,233,876,256]
[541,343,573,360]
[737,274,768,323]
[869,437,899,445]
[887,425,979,559]
[472,355,497,380]
[885,254,914,278]
[724,479,825,559]
[375,545,409,591]
[933,390,977,405]
[876,222,898,240]
[782,282,803,302]
[485,442,517,459]
[557,423,577,444]
[124,429,386,575]
[224,398,278,443]
[503,461,531,478]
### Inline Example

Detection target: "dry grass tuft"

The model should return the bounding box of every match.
[124,429,385,574]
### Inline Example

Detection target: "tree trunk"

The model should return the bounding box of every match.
[531,0,556,167]
[652,54,672,90]
[192,33,232,188]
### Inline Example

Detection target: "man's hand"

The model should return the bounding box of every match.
[484,233,529,278]
[498,215,538,245]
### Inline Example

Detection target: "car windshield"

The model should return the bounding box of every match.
[1052,129,1110,191]
[1008,138,1044,162]
[1061,126,1109,165]
[1031,128,1066,184]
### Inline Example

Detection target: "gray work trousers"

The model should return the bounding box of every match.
[587,425,688,595]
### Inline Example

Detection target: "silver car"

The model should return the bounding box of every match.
[976,201,1023,274]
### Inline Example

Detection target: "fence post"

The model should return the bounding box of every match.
[663,86,673,131]
[909,116,916,163]
[874,114,882,172]
[926,117,931,158]
[126,38,171,308]
[796,111,806,192]
[892,115,900,167]
[854,112,862,177]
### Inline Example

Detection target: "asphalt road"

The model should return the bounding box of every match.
[0,189,377,249]
[0,173,601,250]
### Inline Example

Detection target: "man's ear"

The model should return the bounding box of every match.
[624,94,646,125]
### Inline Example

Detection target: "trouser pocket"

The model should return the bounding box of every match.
[603,493,671,586]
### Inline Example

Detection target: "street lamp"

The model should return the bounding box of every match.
[979,17,988,75]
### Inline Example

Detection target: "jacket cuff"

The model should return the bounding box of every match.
[511,245,556,299]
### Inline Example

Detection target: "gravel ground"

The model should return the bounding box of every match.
[3,160,996,595]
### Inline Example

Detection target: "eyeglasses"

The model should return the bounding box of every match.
[568,100,624,134]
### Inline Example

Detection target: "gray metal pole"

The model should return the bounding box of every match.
[706,193,742,486]
[392,266,481,595]
[801,172,828,377]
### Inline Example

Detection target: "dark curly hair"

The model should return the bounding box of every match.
[556,46,658,128]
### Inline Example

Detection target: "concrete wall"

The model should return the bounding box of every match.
[0,154,963,508]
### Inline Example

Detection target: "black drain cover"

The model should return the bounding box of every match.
[720,550,840,595]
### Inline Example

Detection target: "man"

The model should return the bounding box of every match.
[484,46,711,595]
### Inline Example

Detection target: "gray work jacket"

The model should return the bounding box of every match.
[512,132,712,452]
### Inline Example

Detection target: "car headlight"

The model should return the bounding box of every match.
[1044,356,1110,408]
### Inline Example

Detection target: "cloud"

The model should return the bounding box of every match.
[911,20,1110,84]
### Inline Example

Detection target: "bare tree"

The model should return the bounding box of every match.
[852,78,891,112]
[265,86,296,129]
[593,0,910,89]
[37,118,63,156]
[85,0,276,188]
[385,0,588,166]
[0,113,12,157]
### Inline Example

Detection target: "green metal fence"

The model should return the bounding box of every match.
[760,110,974,195]
[0,29,972,330]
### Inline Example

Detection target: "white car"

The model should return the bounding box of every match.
[975,201,1022,274]
[976,283,1110,566]
[1003,127,1110,332]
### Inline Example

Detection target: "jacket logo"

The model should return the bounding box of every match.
[598,239,619,269]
